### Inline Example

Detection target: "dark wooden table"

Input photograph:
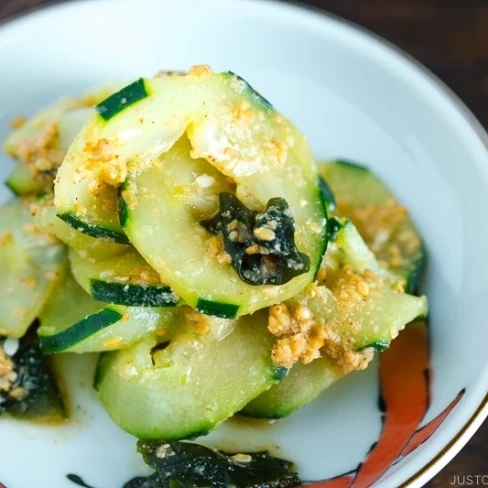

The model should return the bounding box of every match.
[1,0,486,486]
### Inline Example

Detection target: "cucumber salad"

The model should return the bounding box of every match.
[0,67,427,487]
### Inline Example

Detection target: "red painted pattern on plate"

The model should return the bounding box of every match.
[352,321,430,486]
[402,390,465,457]
[308,320,465,487]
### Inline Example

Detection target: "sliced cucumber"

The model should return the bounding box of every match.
[34,196,129,261]
[120,136,325,317]
[0,198,65,338]
[4,81,125,175]
[96,308,282,439]
[68,248,179,308]
[5,98,80,161]
[319,160,425,292]
[242,357,343,419]
[0,237,50,338]
[57,192,128,243]
[5,161,48,197]
[38,270,176,354]
[4,108,93,197]
[55,70,327,316]
[242,220,427,418]
[297,272,426,351]
[3,81,126,207]
[319,175,336,212]
[96,78,148,121]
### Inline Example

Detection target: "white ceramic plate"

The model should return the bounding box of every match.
[1,1,488,487]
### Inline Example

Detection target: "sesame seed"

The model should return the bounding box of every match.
[254,227,276,241]
[103,337,123,349]
[3,338,19,357]
[231,454,252,463]
[99,269,115,279]
[357,281,370,297]
[189,65,213,77]
[9,386,27,401]
[195,174,215,188]
[22,277,37,290]
[10,116,27,130]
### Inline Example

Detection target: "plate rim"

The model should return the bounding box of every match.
[0,0,487,486]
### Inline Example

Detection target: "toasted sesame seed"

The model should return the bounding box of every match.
[357,281,370,297]
[22,277,37,290]
[9,386,27,401]
[253,227,275,241]
[10,116,27,130]
[189,65,213,77]
[245,243,260,255]
[231,454,252,464]
[102,337,123,349]
[74,204,87,217]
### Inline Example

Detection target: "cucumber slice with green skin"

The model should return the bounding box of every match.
[5,162,48,197]
[57,204,128,244]
[242,357,343,419]
[0,198,66,338]
[69,248,179,308]
[319,160,425,293]
[0,237,52,338]
[96,308,283,439]
[38,270,176,354]
[120,135,325,317]
[295,272,427,352]
[4,81,125,171]
[4,98,82,159]
[319,176,336,213]
[5,83,129,238]
[35,197,129,261]
[96,78,149,121]
[55,70,327,315]
[242,220,427,419]
[4,109,93,197]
